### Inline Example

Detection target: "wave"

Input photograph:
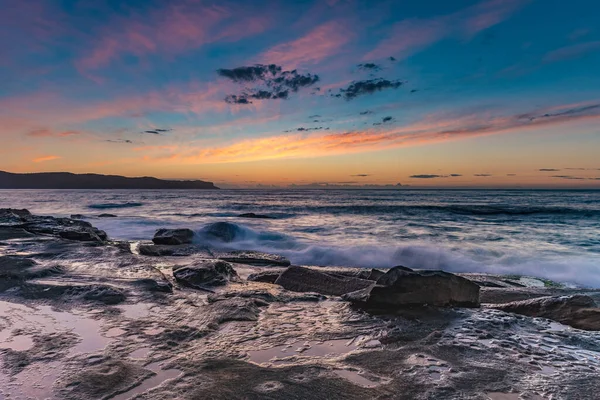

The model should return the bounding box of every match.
[192,222,600,288]
[88,202,144,210]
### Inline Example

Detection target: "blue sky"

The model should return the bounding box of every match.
[1,0,599,187]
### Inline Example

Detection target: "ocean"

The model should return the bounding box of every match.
[1,189,599,287]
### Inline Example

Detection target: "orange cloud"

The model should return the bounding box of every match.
[27,128,80,137]
[258,21,351,69]
[33,155,61,163]
[138,101,600,164]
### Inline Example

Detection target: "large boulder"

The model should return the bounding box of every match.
[152,228,195,245]
[489,295,600,331]
[0,208,31,225]
[343,266,480,308]
[202,222,241,242]
[274,266,375,296]
[247,270,285,283]
[173,260,239,289]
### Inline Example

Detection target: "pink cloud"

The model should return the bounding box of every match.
[33,155,61,163]
[27,128,81,138]
[543,41,600,63]
[77,1,268,72]
[365,0,528,60]
[258,21,351,69]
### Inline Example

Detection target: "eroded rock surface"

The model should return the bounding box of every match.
[152,228,195,245]
[490,294,600,331]
[173,259,239,289]
[275,266,375,296]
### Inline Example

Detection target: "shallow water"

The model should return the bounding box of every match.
[1,189,599,286]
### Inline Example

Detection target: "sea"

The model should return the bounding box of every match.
[1,189,599,287]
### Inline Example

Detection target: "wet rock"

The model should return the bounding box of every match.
[238,212,275,219]
[343,266,480,308]
[247,270,285,283]
[152,228,195,245]
[0,208,31,225]
[202,221,240,242]
[489,295,600,331]
[138,244,212,257]
[208,297,269,323]
[217,250,291,266]
[328,268,385,281]
[275,266,375,296]
[0,255,63,281]
[59,227,106,242]
[98,213,117,218]
[82,285,126,304]
[17,282,126,304]
[70,214,86,219]
[58,358,153,400]
[133,278,173,293]
[173,259,239,289]
[0,226,36,240]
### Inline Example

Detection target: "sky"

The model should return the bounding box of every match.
[1,0,600,188]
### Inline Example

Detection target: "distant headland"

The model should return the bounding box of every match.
[0,171,218,189]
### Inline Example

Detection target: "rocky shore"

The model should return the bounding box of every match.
[1,208,600,399]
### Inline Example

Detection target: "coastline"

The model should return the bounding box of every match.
[1,208,600,399]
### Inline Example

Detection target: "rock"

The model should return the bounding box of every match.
[138,244,211,257]
[274,266,375,296]
[217,250,291,266]
[238,212,275,219]
[489,295,600,331]
[327,268,384,281]
[0,226,36,240]
[343,266,480,308]
[70,214,86,219]
[173,260,239,289]
[98,213,117,218]
[247,270,285,283]
[202,222,241,242]
[133,278,173,293]
[0,208,30,225]
[82,285,126,304]
[207,297,269,323]
[152,228,195,245]
[0,255,63,281]
[59,228,106,242]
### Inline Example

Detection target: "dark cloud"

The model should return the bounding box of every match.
[219,64,319,104]
[539,168,560,171]
[360,110,374,115]
[389,56,396,61]
[450,174,462,177]
[357,63,382,72]
[284,126,329,133]
[474,174,492,177]
[142,129,171,134]
[410,174,441,179]
[382,116,394,123]
[336,78,404,100]
[565,167,586,170]
[507,174,517,176]
[105,139,133,144]
[551,175,585,180]
[410,89,418,93]
[308,114,321,119]
[351,174,370,177]
[519,104,600,122]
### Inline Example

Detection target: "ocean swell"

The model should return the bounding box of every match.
[88,202,144,210]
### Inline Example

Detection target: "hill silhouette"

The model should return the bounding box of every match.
[0,171,218,189]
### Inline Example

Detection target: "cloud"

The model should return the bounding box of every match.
[142,128,172,135]
[551,175,585,180]
[507,174,517,176]
[33,155,61,163]
[26,128,81,138]
[357,63,382,72]
[539,168,560,171]
[76,1,268,72]
[136,100,600,164]
[410,174,442,179]
[105,139,133,144]
[258,21,350,69]
[218,64,319,104]
[360,110,374,115]
[543,41,600,63]
[351,174,370,177]
[450,174,462,177]
[474,174,492,176]
[335,78,403,100]
[284,127,329,133]
[365,0,528,60]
